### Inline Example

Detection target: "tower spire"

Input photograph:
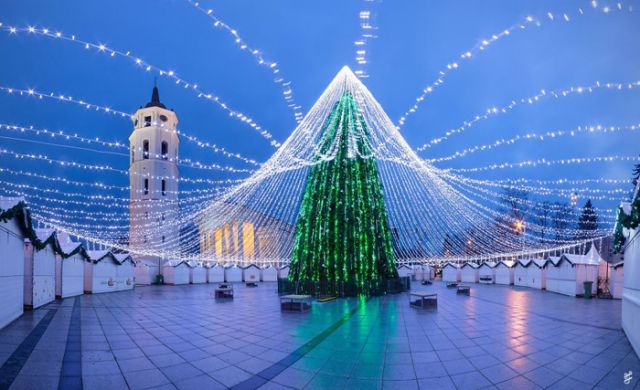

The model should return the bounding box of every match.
[146,78,166,109]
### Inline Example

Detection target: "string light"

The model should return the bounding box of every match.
[0,23,281,146]
[185,0,304,124]
[398,1,636,128]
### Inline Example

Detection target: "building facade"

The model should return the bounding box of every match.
[128,84,180,258]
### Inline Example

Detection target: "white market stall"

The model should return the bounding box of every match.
[190,261,207,284]
[424,265,435,280]
[261,265,278,282]
[224,264,243,282]
[162,260,191,285]
[278,265,290,279]
[0,198,26,328]
[514,259,547,289]
[494,260,515,285]
[609,261,624,299]
[414,265,424,281]
[546,247,602,297]
[442,263,461,282]
[24,229,57,310]
[207,263,225,283]
[478,262,496,284]
[243,264,261,283]
[135,258,161,285]
[114,254,135,291]
[84,251,120,294]
[55,241,86,299]
[460,262,479,283]
[397,264,413,278]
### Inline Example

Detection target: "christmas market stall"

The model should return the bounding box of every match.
[243,263,261,283]
[55,238,87,299]
[190,261,207,284]
[546,247,602,297]
[514,258,547,290]
[162,260,191,285]
[224,264,243,282]
[24,229,57,310]
[114,254,135,291]
[261,264,278,282]
[277,264,290,280]
[442,262,461,282]
[84,250,120,294]
[494,260,515,285]
[135,258,161,285]
[460,262,479,283]
[396,264,413,279]
[0,198,26,328]
[609,261,624,299]
[478,261,496,284]
[207,263,225,283]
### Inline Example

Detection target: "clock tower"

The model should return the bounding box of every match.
[128,83,180,258]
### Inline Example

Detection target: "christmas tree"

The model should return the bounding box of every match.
[289,91,397,294]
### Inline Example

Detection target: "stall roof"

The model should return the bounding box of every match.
[558,246,603,266]
[461,262,479,269]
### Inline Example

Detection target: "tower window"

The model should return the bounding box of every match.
[144,116,152,126]
[161,141,168,160]
[162,235,165,243]
[161,179,166,196]
[143,140,149,159]
[144,178,149,195]
[131,149,134,164]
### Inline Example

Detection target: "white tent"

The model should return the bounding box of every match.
[224,264,243,282]
[424,265,435,280]
[442,263,461,282]
[114,254,135,291]
[0,197,25,328]
[24,229,57,310]
[162,260,191,285]
[55,241,86,299]
[514,259,547,289]
[135,258,161,285]
[494,260,515,285]
[84,251,119,294]
[261,265,278,282]
[397,264,413,278]
[478,262,496,284]
[278,265,290,279]
[609,261,624,299]
[546,247,602,297]
[460,262,479,283]
[243,264,261,283]
[207,263,225,283]
[189,261,207,284]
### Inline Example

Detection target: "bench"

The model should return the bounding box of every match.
[457,285,470,295]
[409,292,437,309]
[280,294,312,312]
[446,282,458,288]
[421,280,432,285]
[214,284,234,299]
[246,282,258,287]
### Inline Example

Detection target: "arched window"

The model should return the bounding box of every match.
[144,178,149,195]
[161,179,166,196]
[161,141,168,160]
[144,115,152,127]
[143,140,149,159]
[162,235,165,243]
[131,149,134,164]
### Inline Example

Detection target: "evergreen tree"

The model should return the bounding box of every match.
[578,199,598,238]
[632,160,640,187]
[289,91,397,294]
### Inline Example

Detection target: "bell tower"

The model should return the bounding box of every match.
[129,82,180,257]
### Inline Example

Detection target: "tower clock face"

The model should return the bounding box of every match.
[159,114,168,122]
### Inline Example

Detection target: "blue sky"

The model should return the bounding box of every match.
[0,0,639,224]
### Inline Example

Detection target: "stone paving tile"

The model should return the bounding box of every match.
[0,282,639,389]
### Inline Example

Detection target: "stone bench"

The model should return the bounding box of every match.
[409,292,437,309]
[214,284,234,299]
[457,285,471,295]
[280,294,312,312]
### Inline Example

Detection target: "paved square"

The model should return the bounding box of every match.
[0,282,638,389]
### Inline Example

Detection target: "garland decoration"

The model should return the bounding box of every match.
[612,192,640,253]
